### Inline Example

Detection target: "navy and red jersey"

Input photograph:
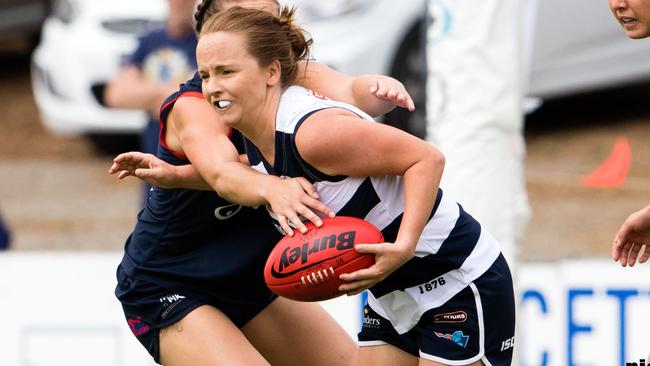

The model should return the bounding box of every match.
[117,73,282,304]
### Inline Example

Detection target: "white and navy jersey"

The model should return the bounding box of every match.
[245,86,502,333]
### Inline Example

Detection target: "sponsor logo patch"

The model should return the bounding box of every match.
[434,330,470,348]
[159,293,186,319]
[433,310,468,324]
[362,307,381,329]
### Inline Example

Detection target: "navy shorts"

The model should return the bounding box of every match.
[115,266,277,363]
[358,254,515,365]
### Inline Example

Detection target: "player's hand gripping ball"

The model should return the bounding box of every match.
[264,216,383,302]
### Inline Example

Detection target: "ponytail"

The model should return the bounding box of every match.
[277,6,312,74]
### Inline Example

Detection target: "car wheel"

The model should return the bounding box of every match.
[384,18,427,139]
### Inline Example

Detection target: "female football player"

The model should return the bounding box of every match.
[111,0,416,364]
[191,6,516,365]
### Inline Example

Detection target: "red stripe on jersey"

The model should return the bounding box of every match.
[158,91,206,159]
[180,91,204,99]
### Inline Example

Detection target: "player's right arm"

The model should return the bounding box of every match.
[165,96,333,234]
[293,108,445,294]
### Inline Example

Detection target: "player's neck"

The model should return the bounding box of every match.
[241,89,281,166]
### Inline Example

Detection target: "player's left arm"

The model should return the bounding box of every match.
[296,61,414,117]
[295,109,445,293]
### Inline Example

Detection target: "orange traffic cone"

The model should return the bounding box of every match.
[581,137,631,188]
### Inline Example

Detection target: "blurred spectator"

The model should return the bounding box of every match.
[609,0,650,39]
[426,0,529,270]
[105,0,197,201]
[0,211,10,250]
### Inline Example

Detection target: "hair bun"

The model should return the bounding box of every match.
[277,6,312,63]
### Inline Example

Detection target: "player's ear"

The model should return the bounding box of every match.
[266,59,281,86]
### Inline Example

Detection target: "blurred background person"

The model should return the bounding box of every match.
[426,0,529,271]
[609,0,650,39]
[105,0,198,201]
[426,3,527,362]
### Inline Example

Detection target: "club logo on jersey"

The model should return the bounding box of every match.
[214,203,242,220]
[434,330,469,348]
[271,231,357,277]
[127,316,150,337]
[142,48,194,85]
[433,311,468,324]
[307,89,329,100]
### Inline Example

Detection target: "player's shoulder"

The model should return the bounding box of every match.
[179,73,203,94]
[281,85,328,105]
[160,74,203,113]
[276,86,329,130]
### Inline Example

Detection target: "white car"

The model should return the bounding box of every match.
[31,0,650,138]
[31,0,166,135]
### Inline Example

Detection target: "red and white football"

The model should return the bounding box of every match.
[264,216,384,302]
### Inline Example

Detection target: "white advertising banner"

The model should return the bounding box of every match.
[0,253,649,365]
[519,261,650,366]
